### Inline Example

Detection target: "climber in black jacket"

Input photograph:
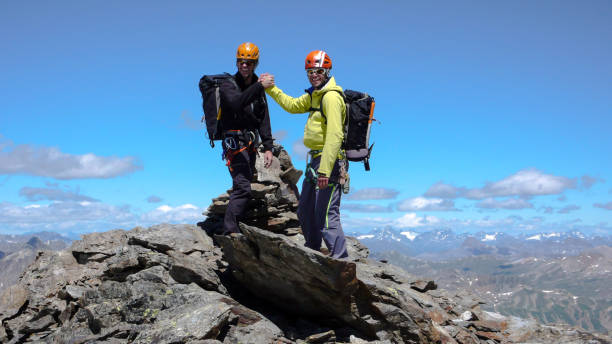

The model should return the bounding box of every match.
[218,42,274,234]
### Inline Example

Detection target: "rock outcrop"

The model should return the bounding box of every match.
[1,145,610,343]
[201,148,302,237]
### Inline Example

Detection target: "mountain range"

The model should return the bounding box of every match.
[0,232,72,292]
[350,227,612,260]
[351,227,612,334]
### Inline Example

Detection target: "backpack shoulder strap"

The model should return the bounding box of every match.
[227,74,238,89]
[215,74,238,124]
[310,89,345,123]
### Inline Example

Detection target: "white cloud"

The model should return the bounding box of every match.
[581,175,603,189]
[423,169,577,201]
[342,203,393,213]
[464,169,576,199]
[141,204,203,223]
[0,201,205,234]
[19,186,99,202]
[423,182,464,198]
[397,197,458,211]
[476,198,533,210]
[157,205,173,212]
[345,188,400,201]
[594,202,612,211]
[393,213,439,228]
[0,139,142,179]
[291,139,309,161]
[0,201,136,227]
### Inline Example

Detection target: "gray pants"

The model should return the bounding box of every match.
[298,156,348,259]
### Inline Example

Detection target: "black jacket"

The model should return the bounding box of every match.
[219,72,273,151]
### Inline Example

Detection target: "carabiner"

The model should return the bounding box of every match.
[224,137,237,150]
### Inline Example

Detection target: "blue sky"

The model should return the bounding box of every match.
[1,1,611,236]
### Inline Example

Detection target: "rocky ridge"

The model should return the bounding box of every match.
[0,235,71,293]
[1,146,610,343]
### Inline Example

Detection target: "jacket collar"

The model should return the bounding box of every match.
[234,72,258,90]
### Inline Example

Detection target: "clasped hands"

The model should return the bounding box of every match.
[258,73,275,89]
[255,73,274,168]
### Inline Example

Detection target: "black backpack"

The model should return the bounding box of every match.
[318,90,376,171]
[198,73,237,147]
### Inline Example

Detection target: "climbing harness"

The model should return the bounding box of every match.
[222,129,259,172]
[305,150,322,186]
[305,149,350,194]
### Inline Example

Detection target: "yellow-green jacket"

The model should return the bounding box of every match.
[265,77,345,177]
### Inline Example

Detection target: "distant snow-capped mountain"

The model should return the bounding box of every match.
[349,228,612,260]
[356,228,419,242]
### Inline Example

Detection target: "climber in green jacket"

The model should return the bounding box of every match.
[259,50,348,258]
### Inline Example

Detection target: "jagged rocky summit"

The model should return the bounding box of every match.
[1,146,610,344]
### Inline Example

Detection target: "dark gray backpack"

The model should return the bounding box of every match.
[198,73,237,148]
[317,89,376,171]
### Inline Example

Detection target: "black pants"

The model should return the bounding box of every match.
[223,148,256,234]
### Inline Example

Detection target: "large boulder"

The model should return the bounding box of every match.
[216,224,465,343]
[216,224,359,320]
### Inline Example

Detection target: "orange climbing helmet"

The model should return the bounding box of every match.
[305,50,332,70]
[236,42,259,60]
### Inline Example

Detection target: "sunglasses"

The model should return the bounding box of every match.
[237,59,256,66]
[306,68,326,76]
